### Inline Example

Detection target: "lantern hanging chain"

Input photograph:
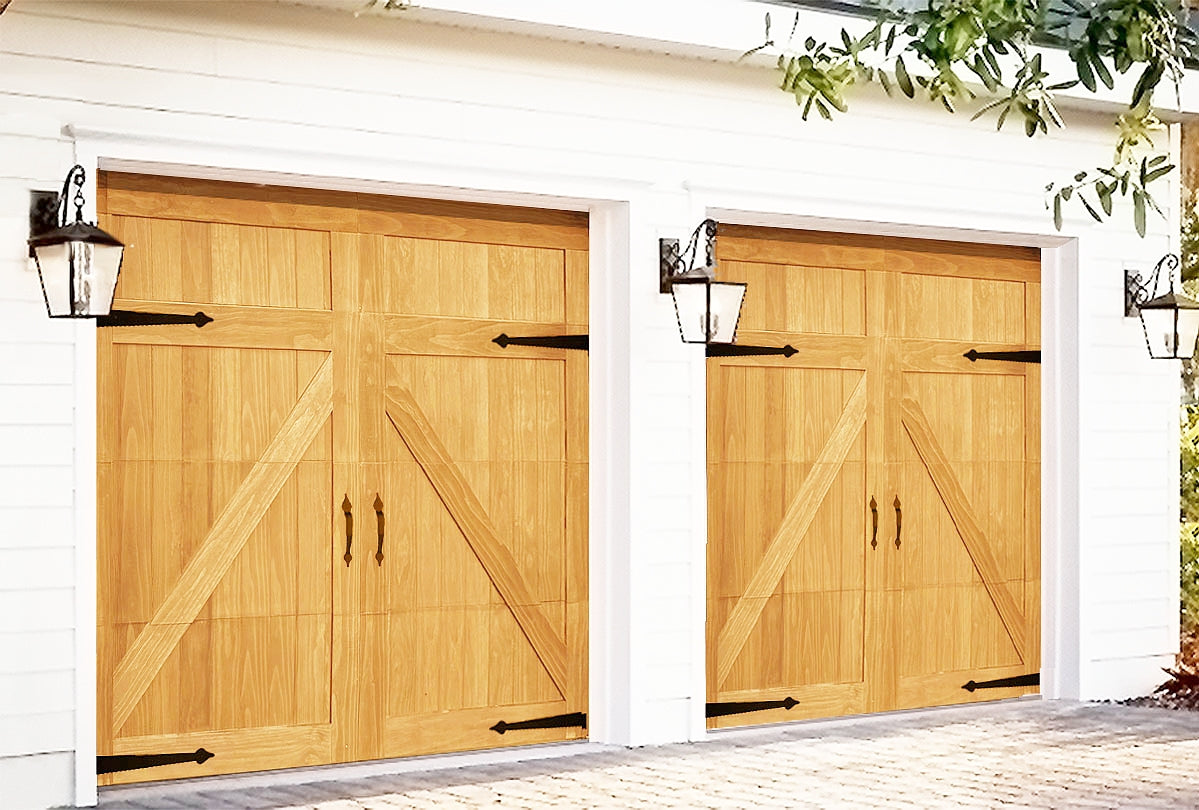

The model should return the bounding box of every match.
[58,164,87,227]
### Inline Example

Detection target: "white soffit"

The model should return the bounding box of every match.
[279,0,1199,115]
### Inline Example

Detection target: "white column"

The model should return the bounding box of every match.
[589,191,710,746]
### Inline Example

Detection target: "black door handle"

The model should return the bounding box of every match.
[869,496,878,550]
[342,495,353,566]
[374,494,385,566]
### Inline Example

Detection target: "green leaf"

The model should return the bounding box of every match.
[1060,185,1073,201]
[805,36,816,51]
[885,25,896,55]
[1053,194,1063,231]
[971,96,1008,121]
[1131,61,1163,111]
[1145,163,1175,184]
[1127,19,1145,62]
[814,97,833,120]
[1074,171,1088,182]
[1140,156,1148,187]
[1074,49,1096,92]
[819,85,848,113]
[1134,189,1147,237]
[1080,195,1103,223]
[1098,182,1114,215]
[968,55,998,91]
[1149,155,1168,167]
[1091,50,1113,89]
[982,47,1001,80]
[879,70,894,96]
[895,56,914,98]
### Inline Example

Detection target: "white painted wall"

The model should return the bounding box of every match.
[0,1,1185,806]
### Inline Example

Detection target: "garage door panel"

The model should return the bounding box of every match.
[98,173,586,780]
[898,275,1026,343]
[709,227,1038,726]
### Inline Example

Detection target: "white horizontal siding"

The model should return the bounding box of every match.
[0,550,75,592]
[0,385,74,426]
[0,346,73,385]
[0,710,74,758]
[0,589,74,633]
[0,751,74,810]
[0,508,73,551]
[0,671,75,717]
[0,630,73,675]
[0,426,75,468]
[0,466,74,508]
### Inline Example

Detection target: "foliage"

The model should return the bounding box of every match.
[1183,188,1199,285]
[1181,405,1199,640]
[754,0,1199,236]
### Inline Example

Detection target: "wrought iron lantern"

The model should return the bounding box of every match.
[28,164,124,318]
[1125,254,1199,360]
[659,218,745,345]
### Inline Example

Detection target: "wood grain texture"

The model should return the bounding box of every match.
[714,375,867,687]
[707,224,1038,723]
[384,387,569,694]
[102,724,332,786]
[99,172,588,779]
[102,172,587,250]
[105,302,333,351]
[110,355,334,734]
[382,314,584,358]
[899,396,1027,660]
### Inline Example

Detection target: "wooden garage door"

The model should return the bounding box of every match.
[96,174,588,783]
[707,227,1039,728]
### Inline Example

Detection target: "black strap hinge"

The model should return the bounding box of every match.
[962,673,1039,692]
[706,696,798,718]
[97,310,213,328]
[493,333,588,352]
[706,343,797,358]
[97,748,214,775]
[490,711,586,734]
[963,349,1041,364]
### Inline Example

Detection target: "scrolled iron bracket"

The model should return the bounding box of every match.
[1125,253,1181,317]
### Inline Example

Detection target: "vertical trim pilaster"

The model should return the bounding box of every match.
[1040,240,1081,700]
[587,201,632,745]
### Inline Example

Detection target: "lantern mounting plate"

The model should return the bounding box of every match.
[659,237,683,294]
[28,190,61,255]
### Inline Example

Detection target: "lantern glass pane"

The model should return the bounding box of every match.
[1141,306,1180,359]
[88,242,124,317]
[707,281,746,344]
[671,280,711,343]
[1176,307,1199,359]
[33,242,73,317]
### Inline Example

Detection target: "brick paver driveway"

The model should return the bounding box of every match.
[98,701,1199,809]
